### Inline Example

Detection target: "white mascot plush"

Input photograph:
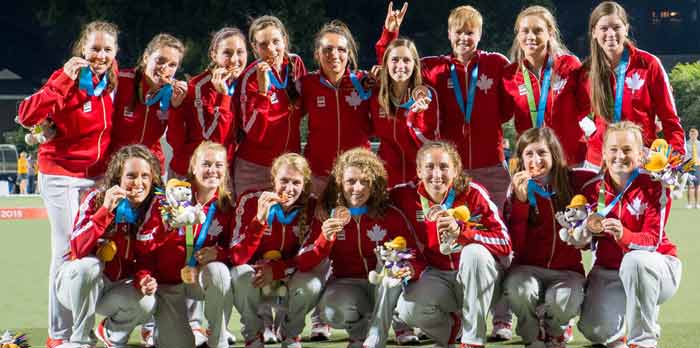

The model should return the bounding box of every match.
[368,236,414,288]
[16,116,56,145]
[163,179,206,228]
[555,194,592,248]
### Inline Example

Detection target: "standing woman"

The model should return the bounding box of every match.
[16,20,119,345]
[110,33,187,169]
[390,141,511,348]
[578,122,681,348]
[581,1,685,169]
[371,38,439,188]
[502,5,588,166]
[301,20,372,196]
[134,142,235,348]
[236,15,306,195]
[228,153,315,347]
[168,27,247,179]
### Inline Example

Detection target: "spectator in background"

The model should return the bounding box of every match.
[26,153,36,194]
[17,151,28,194]
[686,128,700,208]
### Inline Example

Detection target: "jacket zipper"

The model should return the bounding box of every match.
[393,116,406,181]
[90,97,108,171]
[356,217,369,274]
[139,106,150,143]
[547,199,556,268]
[465,66,472,170]
[281,225,287,252]
[335,89,341,155]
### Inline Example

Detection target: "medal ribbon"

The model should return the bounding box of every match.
[419,188,456,216]
[449,63,479,124]
[267,204,300,225]
[267,65,289,90]
[78,67,108,97]
[226,80,237,96]
[521,56,553,128]
[349,72,371,100]
[114,199,138,224]
[527,179,554,208]
[185,203,217,267]
[349,206,368,216]
[145,84,173,112]
[613,47,629,122]
[596,168,639,217]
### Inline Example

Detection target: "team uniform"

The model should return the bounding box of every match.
[300,69,372,195]
[110,69,170,168]
[17,66,115,340]
[503,168,598,345]
[167,70,239,178]
[390,181,511,347]
[54,189,157,346]
[134,192,233,348]
[578,43,685,168]
[577,172,681,348]
[369,86,440,188]
[502,54,588,165]
[290,206,424,348]
[236,55,306,195]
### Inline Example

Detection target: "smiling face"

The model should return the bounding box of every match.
[212,35,247,78]
[522,140,553,179]
[316,33,349,77]
[82,31,117,76]
[144,46,182,86]
[254,26,286,67]
[417,148,457,200]
[193,149,227,191]
[273,164,305,208]
[517,15,551,60]
[120,157,153,206]
[386,45,415,83]
[448,23,481,59]
[341,166,371,208]
[593,14,628,58]
[604,130,643,177]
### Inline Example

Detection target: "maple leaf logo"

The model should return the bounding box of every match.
[626,197,647,220]
[207,219,223,238]
[476,74,493,93]
[345,90,362,108]
[552,74,567,94]
[625,72,645,93]
[367,224,387,242]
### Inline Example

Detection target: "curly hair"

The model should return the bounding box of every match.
[187,141,233,212]
[271,153,312,243]
[322,148,389,219]
[416,141,471,194]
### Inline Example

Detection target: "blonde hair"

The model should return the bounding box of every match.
[603,120,643,149]
[271,153,312,243]
[378,38,423,117]
[416,141,470,193]
[323,148,389,218]
[131,33,186,107]
[207,27,247,70]
[187,141,233,211]
[448,5,483,33]
[71,20,120,92]
[586,1,631,121]
[508,5,570,63]
[313,20,359,71]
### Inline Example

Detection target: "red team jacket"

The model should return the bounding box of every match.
[300,69,372,177]
[69,189,162,281]
[505,168,599,274]
[369,86,440,188]
[296,205,426,280]
[238,55,307,167]
[110,69,169,167]
[502,54,588,165]
[229,190,316,280]
[17,68,114,178]
[134,193,232,286]
[390,181,511,271]
[167,70,239,176]
[580,172,677,270]
[578,44,685,166]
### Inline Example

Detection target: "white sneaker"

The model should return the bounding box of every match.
[489,321,513,341]
[226,329,237,345]
[395,329,420,345]
[140,327,155,348]
[192,327,209,347]
[309,323,331,341]
[687,203,693,209]
[263,326,278,344]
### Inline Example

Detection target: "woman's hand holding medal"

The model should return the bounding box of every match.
[63,57,91,80]
[322,206,350,241]
[256,191,288,223]
[256,61,272,94]
[211,67,235,95]
[601,218,623,240]
[512,171,531,203]
[170,79,188,108]
[194,246,218,265]
[103,185,128,212]
[252,263,274,288]
[409,86,431,113]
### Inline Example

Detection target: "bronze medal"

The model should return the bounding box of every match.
[411,85,430,102]
[181,266,198,284]
[332,206,352,225]
[426,205,445,222]
[586,214,605,235]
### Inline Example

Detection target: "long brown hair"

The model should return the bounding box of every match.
[508,5,570,63]
[187,141,233,212]
[511,127,572,213]
[586,1,631,121]
[131,33,186,108]
[313,20,359,71]
[248,15,300,103]
[322,148,389,219]
[207,27,247,70]
[72,20,120,92]
[378,38,423,117]
[271,153,312,243]
[416,141,471,194]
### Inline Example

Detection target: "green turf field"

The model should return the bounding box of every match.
[1,196,698,347]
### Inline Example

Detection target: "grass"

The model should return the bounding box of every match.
[1,196,698,347]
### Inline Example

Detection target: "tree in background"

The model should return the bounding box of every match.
[669,62,700,131]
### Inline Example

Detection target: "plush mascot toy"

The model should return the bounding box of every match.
[368,236,415,288]
[258,250,288,297]
[159,179,206,229]
[555,195,592,248]
[0,330,29,348]
[645,139,695,199]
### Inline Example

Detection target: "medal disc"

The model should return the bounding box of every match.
[332,206,351,225]
[426,205,445,222]
[586,214,605,235]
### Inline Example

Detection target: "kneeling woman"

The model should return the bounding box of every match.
[578,122,681,348]
[135,141,234,348]
[288,148,424,348]
[390,141,511,348]
[505,128,597,347]
[227,153,314,347]
[54,145,161,347]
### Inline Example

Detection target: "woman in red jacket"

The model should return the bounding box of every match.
[581,1,685,169]
[110,33,187,169]
[371,37,439,188]
[16,21,119,346]
[504,128,597,347]
[578,122,681,348]
[301,20,372,196]
[53,145,162,348]
[228,153,314,347]
[502,6,588,166]
[168,27,247,179]
[134,142,234,348]
[236,15,306,195]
